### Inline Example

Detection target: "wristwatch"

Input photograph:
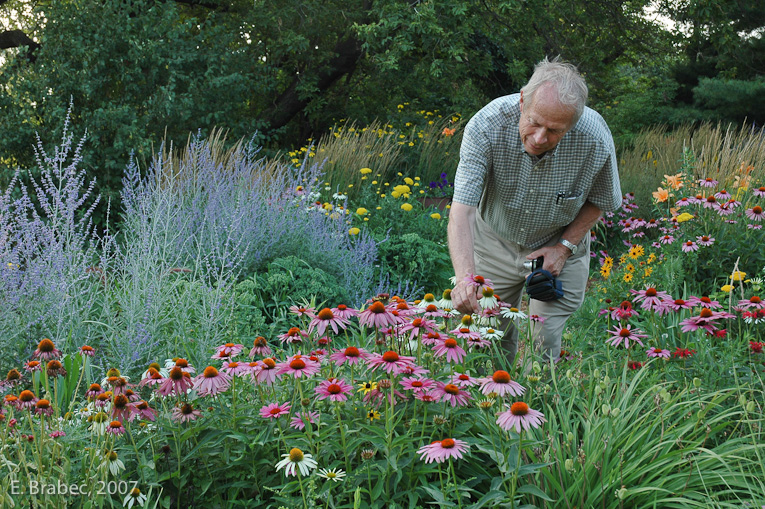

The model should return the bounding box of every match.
[560,239,578,255]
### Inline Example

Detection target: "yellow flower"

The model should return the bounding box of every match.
[392,184,411,197]
[366,409,381,422]
[357,381,378,394]
[721,284,734,292]
[643,267,653,278]
[322,203,333,211]
[391,191,400,198]
[647,253,657,264]
[430,213,441,220]
[676,212,694,223]
[356,207,368,216]
[401,203,413,212]
[599,265,611,278]
[730,271,746,282]
[625,263,635,273]
[404,177,414,185]
[623,272,634,283]
[348,227,360,235]
[628,245,645,259]
[603,256,614,267]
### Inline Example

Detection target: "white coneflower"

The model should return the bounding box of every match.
[317,467,346,482]
[275,447,318,477]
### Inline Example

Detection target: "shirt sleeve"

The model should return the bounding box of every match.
[453,119,491,207]
[586,136,622,214]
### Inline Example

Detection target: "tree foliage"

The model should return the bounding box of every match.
[0,0,673,225]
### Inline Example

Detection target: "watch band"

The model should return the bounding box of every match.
[560,239,578,255]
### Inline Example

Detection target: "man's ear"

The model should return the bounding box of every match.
[519,90,524,112]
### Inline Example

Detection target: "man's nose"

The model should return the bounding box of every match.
[533,129,548,145]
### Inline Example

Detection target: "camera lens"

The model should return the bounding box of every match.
[523,260,533,270]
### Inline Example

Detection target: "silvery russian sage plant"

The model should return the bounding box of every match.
[0,105,106,367]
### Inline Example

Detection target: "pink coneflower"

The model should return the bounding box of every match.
[221,361,251,377]
[687,295,722,309]
[139,368,164,388]
[745,206,765,221]
[714,202,735,216]
[417,438,470,464]
[698,177,718,187]
[249,336,272,358]
[479,371,525,397]
[156,367,193,397]
[631,286,672,311]
[110,394,134,422]
[35,399,54,417]
[278,327,309,344]
[290,411,320,430]
[130,400,157,422]
[695,235,715,247]
[607,324,648,349]
[432,383,471,407]
[332,304,358,320]
[329,346,370,366]
[400,376,435,393]
[702,195,717,208]
[737,295,765,310]
[358,301,399,328]
[646,347,670,359]
[421,304,449,319]
[399,317,438,341]
[289,305,316,317]
[363,387,408,408]
[753,186,765,197]
[252,358,281,385]
[414,389,440,403]
[315,378,354,402]
[681,240,698,253]
[107,420,126,436]
[432,338,467,363]
[675,197,692,207]
[259,401,292,419]
[422,331,449,346]
[79,345,96,357]
[95,391,112,409]
[86,383,104,399]
[679,307,734,333]
[659,234,675,245]
[398,364,430,376]
[33,338,61,361]
[466,335,492,349]
[308,308,349,336]
[714,189,731,201]
[365,351,416,374]
[24,360,42,373]
[393,300,417,317]
[17,390,38,410]
[194,366,232,397]
[611,300,639,320]
[277,354,321,379]
[529,315,545,324]
[172,358,196,374]
[663,298,694,312]
[450,372,480,387]
[496,402,546,433]
[672,347,696,359]
[464,273,494,293]
[212,343,244,360]
[3,369,22,389]
[748,223,762,229]
[171,402,202,423]
[450,327,482,342]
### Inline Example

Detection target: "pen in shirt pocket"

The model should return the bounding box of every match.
[556,191,581,203]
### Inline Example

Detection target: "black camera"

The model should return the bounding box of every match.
[523,256,544,271]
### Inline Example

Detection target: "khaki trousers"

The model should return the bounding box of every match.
[473,213,590,368]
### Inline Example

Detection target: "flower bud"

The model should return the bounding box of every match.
[532,362,541,374]
[692,377,701,388]
[746,401,755,413]
[738,394,747,406]
[610,407,620,417]
[565,458,575,473]
[567,432,574,443]
[616,487,628,500]
[601,404,611,416]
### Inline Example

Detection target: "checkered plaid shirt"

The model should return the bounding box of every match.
[454,94,622,249]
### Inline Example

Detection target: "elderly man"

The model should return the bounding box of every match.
[448,57,622,366]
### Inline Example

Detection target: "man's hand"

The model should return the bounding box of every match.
[526,243,571,277]
[451,279,480,315]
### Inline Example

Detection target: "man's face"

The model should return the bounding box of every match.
[518,85,576,156]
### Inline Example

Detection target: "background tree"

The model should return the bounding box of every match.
[0,0,675,226]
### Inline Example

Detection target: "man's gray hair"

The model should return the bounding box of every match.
[521,56,588,123]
